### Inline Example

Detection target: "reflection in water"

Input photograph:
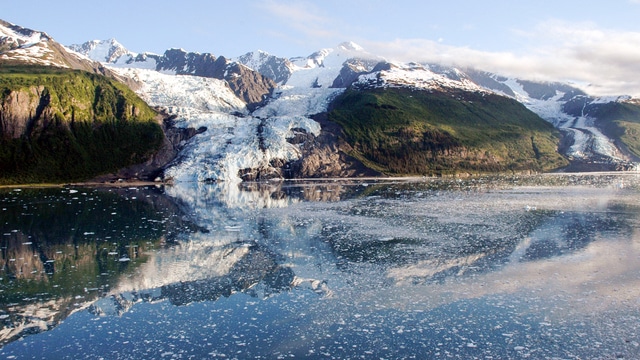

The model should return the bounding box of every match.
[0,186,197,345]
[1,174,640,359]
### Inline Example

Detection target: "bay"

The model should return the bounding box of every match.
[1,174,639,359]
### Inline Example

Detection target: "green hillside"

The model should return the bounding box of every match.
[328,87,568,175]
[588,100,640,159]
[0,65,164,184]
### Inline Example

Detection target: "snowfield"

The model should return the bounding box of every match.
[115,68,248,114]
[356,62,489,94]
[111,67,325,183]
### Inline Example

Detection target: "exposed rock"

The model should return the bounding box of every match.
[331,58,383,88]
[152,50,276,110]
[223,61,275,110]
[283,113,381,179]
[233,114,380,182]
[235,50,295,84]
[463,69,516,97]
[155,48,220,77]
[0,86,44,139]
[237,166,284,181]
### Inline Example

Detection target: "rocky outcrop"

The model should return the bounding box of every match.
[154,48,218,76]
[331,58,382,88]
[149,50,276,110]
[235,50,295,84]
[223,61,274,110]
[283,114,381,179]
[0,86,47,139]
[235,113,380,182]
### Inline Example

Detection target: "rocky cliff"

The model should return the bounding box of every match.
[0,66,165,184]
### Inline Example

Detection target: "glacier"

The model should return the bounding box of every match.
[105,42,382,183]
[111,65,328,183]
[72,38,640,182]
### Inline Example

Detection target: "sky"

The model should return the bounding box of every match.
[4,0,640,96]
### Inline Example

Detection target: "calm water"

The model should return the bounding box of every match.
[1,174,639,359]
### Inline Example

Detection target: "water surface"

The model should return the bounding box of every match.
[1,174,639,359]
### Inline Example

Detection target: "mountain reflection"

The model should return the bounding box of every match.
[0,186,197,345]
[1,174,639,348]
[89,243,296,318]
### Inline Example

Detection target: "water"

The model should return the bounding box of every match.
[1,174,639,359]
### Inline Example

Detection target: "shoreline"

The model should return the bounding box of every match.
[1,171,639,190]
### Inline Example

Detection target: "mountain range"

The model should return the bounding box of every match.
[1,19,640,184]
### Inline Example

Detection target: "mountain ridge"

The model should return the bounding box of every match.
[3,19,640,184]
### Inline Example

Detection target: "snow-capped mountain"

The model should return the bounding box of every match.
[235,50,295,84]
[354,62,489,93]
[76,40,388,183]
[0,20,107,74]
[70,39,275,110]
[68,38,134,64]
[4,18,639,184]
[76,36,639,181]
[461,71,638,169]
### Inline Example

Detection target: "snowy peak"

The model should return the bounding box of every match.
[338,41,365,52]
[68,38,135,64]
[0,19,51,48]
[0,19,58,66]
[291,41,374,70]
[235,50,294,84]
[0,19,111,73]
[353,61,488,94]
[70,38,160,69]
[235,43,374,87]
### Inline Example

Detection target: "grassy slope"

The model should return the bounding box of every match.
[328,87,568,175]
[588,101,640,159]
[0,66,164,184]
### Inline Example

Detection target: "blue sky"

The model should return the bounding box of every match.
[4,0,640,95]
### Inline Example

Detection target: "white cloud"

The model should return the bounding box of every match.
[249,4,640,97]
[256,0,340,44]
[364,20,640,97]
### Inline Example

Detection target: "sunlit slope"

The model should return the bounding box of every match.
[328,87,569,175]
[584,100,640,160]
[0,65,163,184]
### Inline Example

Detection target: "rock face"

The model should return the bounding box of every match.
[331,59,381,88]
[74,44,278,111]
[234,115,380,182]
[0,70,165,183]
[0,86,48,140]
[223,61,275,109]
[156,51,275,110]
[284,114,381,179]
[235,50,295,84]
